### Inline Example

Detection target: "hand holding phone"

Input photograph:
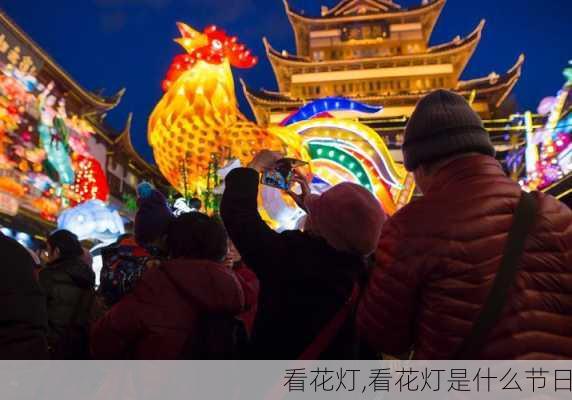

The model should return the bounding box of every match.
[286,171,311,212]
[260,158,308,191]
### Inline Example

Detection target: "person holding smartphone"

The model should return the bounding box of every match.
[220,150,386,359]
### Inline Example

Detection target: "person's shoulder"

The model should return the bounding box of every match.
[38,265,61,288]
[282,229,360,268]
[233,262,257,280]
[0,234,34,264]
[41,259,81,281]
[383,196,435,234]
[279,229,331,253]
[536,191,571,214]
[38,264,59,278]
[535,191,572,232]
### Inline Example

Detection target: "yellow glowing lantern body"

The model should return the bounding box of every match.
[148,24,302,195]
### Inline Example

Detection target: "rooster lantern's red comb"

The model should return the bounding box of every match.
[162,23,258,91]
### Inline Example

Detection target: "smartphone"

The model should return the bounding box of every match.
[261,158,307,190]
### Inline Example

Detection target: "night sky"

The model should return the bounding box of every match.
[2,0,571,162]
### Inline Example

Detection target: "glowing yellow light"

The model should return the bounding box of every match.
[289,118,406,188]
[149,23,414,218]
[149,57,305,194]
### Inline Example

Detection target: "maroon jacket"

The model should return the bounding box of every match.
[358,155,572,359]
[233,263,259,337]
[91,259,244,359]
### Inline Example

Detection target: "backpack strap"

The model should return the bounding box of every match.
[298,283,360,360]
[454,191,538,359]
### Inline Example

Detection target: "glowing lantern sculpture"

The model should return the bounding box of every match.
[271,98,413,216]
[71,154,109,204]
[0,55,114,221]
[253,99,413,229]
[149,23,412,229]
[522,62,572,190]
[148,23,305,196]
[58,199,125,244]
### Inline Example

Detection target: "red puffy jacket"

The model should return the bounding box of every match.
[358,155,572,359]
[91,259,244,359]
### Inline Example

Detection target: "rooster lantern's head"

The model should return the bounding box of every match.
[162,23,258,92]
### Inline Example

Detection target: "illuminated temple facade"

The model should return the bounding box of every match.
[0,10,168,243]
[243,0,528,162]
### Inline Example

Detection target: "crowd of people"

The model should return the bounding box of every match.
[1,90,571,360]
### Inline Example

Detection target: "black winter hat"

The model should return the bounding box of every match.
[134,182,173,246]
[403,89,495,171]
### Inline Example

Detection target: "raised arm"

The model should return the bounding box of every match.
[220,166,288,281]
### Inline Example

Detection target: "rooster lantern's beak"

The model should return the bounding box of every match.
[175,22,209,53]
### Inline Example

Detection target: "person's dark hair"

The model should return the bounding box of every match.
[167,212,228,261]
[47,230,83,260]
[189,197,202,211]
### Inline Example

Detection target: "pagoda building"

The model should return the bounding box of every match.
[0,9,168,245]
[243,0,528,161]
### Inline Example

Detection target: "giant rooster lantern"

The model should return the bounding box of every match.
[148,23,304,196]
[149,23,413,229]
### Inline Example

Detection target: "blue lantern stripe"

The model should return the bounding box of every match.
[280,97,383,126]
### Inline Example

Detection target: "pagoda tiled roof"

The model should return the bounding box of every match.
[284,0,445,22]
[322,0,402,17]
[456,54,524,107]
[241,81,302,105]
[264,19,484,66]
[242,54,524,110]
[263,38,310,62]
[457,54,524,91]
[112,113,169,185]
[428,19,485,53]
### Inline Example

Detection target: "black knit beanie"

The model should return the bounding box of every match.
[403,90,495,171]
[134,182,173,246]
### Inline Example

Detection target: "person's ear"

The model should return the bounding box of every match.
[53,247,61,260]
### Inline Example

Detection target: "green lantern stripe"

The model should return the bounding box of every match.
[308,143,372,189]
